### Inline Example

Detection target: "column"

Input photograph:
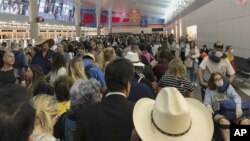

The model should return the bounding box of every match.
[108,0,114,34]
[29,0,39,39]
[75,0,81,37]
[95,0,101,35]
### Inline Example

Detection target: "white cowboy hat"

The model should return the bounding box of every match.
[83,53,95,61]
[133,87,214,141]
[35,36,55,46]
[124,51,144,67]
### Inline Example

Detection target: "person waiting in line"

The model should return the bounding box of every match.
[199,45,209,63]
[56,42,71,63]
[158,59,195,98]
[74,59,135,141]
[185,40,200,86]
[225,45,236,71]
[95,44,105,71]
[67,57,87,83]
[0,51,26,86]
[103,47,116,72]
[125,51,154,101]
[25,64,54,96]
[31,37,55,77]
[131,87,214,141]
[11,42,28,70]
[153,50,175,82]
[204,72,250,141]
[198,41,235,101]
[32,94,57,141]
[0,84,36,141]
[179,37,188,63]
[54,75,74,118]
[54,79,102,141]
[139,43,154,64]
[49,53,67,86]
[168,37,177,57]
[83,53,106,93]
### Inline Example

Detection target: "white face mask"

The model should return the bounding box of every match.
[215,80,224,87]
[215,51,223,57]
[230,49,234,54]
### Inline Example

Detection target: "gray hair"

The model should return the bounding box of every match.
[69,79,101,116]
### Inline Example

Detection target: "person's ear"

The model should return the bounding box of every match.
[125,81,131,97]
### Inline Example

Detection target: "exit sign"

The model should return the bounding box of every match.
[236,0,246,4]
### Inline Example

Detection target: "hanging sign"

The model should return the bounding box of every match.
[129,8,141,22]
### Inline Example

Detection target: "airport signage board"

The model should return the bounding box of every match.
[129,8,141,22]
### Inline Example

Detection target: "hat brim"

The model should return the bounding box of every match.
[83,55,95,61]
[35,38,54,46]
[133,62,145,67]
[133,98,214,141]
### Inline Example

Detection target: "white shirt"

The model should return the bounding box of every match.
[199,56,235,82]
[49,67,67,86]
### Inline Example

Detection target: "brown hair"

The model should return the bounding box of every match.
[207,72,224,90]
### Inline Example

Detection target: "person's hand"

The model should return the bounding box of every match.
[236,104,243,119]
[200,82,208,87]
[206,105,214,115]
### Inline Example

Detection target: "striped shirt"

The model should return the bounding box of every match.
[158,75,195,97]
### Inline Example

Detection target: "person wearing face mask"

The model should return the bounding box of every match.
[204,72,250,141]
[225,45,236,71]
[198,41,235,101]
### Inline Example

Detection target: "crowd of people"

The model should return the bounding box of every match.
[0,33,249,141]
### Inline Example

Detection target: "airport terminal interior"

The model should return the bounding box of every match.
[0,0,250,141]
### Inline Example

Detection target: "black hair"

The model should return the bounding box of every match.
[139,43,147,51]
[54,75,73,102]
[51,53,66,73]
[0,84,35,141]
[105,59,134,92]
[159,50,174,62]
[1,42,7,47]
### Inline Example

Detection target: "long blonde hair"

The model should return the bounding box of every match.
[68,57,87,82]
[103,47,116,71]
[168,59,187,77]
[33,94,57,134]
[95,44,105,71]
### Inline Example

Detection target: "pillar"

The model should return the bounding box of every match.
[108,0,114,34]
[95,0,101,35]
[75,0,81,37]
[29,0,39,39]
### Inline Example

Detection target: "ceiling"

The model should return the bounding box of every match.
[80,0,196,22]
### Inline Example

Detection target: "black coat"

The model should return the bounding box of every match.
[74,94,134,141]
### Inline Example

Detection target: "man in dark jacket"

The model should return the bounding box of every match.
[75,59,135,141]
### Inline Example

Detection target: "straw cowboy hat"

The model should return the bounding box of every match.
[83,53,95,61]
[125,51,144,67]
[35,36,55,46]
[133,87,214,141]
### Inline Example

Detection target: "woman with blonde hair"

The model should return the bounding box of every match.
[103,47,116,71]
[95,44,105,70]
[157,59,195,97]
[68,57,87,83]
[32,94,57,141]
